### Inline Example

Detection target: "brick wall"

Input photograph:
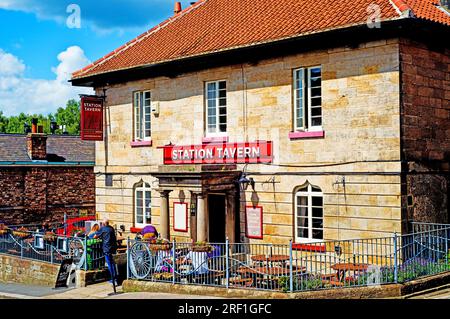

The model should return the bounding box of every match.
[400,38,450,224]
[0,166,95,225]
[400,38,450,162]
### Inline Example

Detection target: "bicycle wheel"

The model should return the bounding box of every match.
[129,242,152,279]
[69,238,86,268]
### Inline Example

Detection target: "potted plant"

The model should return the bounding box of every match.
[149,238,172,252]
[0,224,10,236]
[71,228,85,237]
[12,227,31,239]
[192,241,214,253]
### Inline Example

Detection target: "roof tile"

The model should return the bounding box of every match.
[72,0,449,80]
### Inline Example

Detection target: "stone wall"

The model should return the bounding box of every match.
[0,254,60,287]
[400,38,450,224]
[95,39,403,242]
[0,166,95,225]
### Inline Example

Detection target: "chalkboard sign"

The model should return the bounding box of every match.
[55,258,74,289]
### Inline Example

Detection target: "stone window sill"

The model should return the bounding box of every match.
[202,136,229,144]
[131,140,152,148]
[289,131,325,140]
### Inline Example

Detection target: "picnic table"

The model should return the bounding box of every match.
[251,255,290,268]
[237,265,307,289]
[326,263,369,285]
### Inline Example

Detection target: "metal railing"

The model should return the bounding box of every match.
[127,226,450,293]
[0,229,105,271]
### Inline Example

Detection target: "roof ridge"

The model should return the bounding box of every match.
[389,0,416,17]
[72,0,209,78]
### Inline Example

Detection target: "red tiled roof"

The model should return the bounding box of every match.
[72,0,450,80]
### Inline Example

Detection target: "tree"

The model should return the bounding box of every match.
[0,99,81,135]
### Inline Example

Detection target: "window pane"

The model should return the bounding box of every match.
[312,218,323,228]
[219,90,226,99]
[312,118,322,127]
[311,87,321,98]
[218,81,226,90]
[297,217,308,227]
[311,186,321,192]
[297,227,308,239]
[136,207,143,224]
[312,229,323,240]
[310,67,321,78]
[136,191,143,200]
[207,82,216,92]
[312,196,323,207]
[219,124,227,133]
[219,98,226,106]
[311,107,322,117]
[298,196,308,206]
[311,97,322,107]
[310,77,321,88]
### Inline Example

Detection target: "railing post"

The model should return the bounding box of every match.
[172,239,176,285]
[126,237,130,280]
[84,236,88,271]
[446,229,449,266]
[50,245,54,264]
[225,238,229,289]
[20,239,23,259]
[393,232,398,284]
[289,240,294,293]
[64,213,67,236]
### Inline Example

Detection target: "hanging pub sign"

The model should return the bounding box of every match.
[160,141,273,165]
[81,96,104,141]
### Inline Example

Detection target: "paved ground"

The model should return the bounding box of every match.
[0,282,222,299]
[408,286,450,299]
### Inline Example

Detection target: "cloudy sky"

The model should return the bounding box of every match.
[0,0,179,116]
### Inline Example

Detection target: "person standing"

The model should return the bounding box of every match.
[94,218,118,285]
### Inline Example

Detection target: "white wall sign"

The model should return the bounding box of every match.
[173,202,188,232]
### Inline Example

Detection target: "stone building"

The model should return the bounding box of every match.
[71,0,449,244]
[0,133,95,225]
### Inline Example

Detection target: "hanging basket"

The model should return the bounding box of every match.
[0,224,10,236]
[12,229,31,239]
[0,229,10,236]
[43,232,57,242]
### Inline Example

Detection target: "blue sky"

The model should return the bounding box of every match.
[0,0,184,116]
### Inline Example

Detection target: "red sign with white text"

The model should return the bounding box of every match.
[81,96,104,141]
[161,141,273,165]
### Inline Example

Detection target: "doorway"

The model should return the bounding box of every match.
[208,194,226,243]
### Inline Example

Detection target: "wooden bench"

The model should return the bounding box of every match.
[229,277,254,287]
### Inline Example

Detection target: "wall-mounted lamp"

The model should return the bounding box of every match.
[238,173,255,191]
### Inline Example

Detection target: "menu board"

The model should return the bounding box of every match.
[173,202,188,232]
[246,206,263,239]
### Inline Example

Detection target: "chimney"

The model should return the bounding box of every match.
[27,118,47,161]
[174,1,182,14]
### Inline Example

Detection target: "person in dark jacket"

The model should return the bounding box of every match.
[94,218,118,285]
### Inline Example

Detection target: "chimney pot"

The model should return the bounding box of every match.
[174,2,182,14]
[31,118,38,134]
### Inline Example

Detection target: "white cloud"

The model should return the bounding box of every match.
[0,46,93,116]
[0,49,25,76]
